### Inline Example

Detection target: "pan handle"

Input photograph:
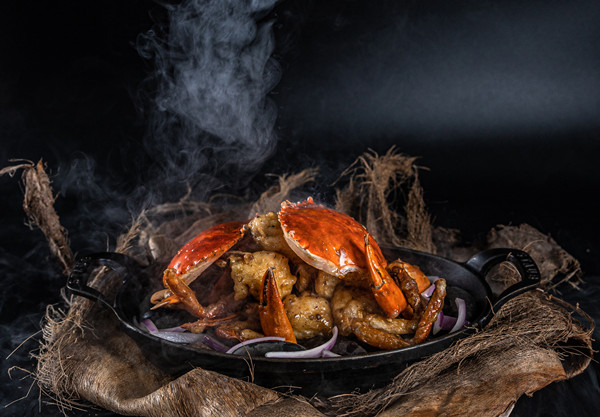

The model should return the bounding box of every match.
[66,252,143,316]
[464,248,541,324]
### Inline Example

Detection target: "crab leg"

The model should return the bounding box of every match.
[159,268,230,319]
[150,221,247,313]
[410,277,446,344]
[258,267,297,343]
[364,234,408,318]
[352,321,411,349]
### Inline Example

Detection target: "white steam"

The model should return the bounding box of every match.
[138,0,281,199]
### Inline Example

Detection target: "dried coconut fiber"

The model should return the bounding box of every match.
[2,149,593,417]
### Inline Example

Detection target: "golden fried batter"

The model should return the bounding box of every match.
[249,212,321,293]
[331,286,379,336]
[331,286,417,337]
[314,271,341,299]
[248,212,299,260]
[228,251,296,301]
[283,292,333,340]
[293,262,318,293]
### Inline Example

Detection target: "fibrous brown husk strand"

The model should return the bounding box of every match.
[9,148,592,417]
[0,159,74,274]
[249,168,318,216]
[404,168,434,253]
[335,147,435,253]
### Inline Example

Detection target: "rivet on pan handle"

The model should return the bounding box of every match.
[464,248,541,326]
[66,252,142,317]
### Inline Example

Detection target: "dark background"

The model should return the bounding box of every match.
[1,1,599,416]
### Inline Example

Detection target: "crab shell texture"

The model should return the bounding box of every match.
[278,198,387,277]
[165,220,247,286]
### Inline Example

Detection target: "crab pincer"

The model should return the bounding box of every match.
[364,234,408,318]
[259,267,297,343]
[150,221,247,318]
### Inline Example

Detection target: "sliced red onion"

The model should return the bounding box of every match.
[141,318,220,346]
[433,310,444,335]
[201,334,230,352]
[141,319,185,333]
[442,314,458,329]
[150,330,207,344]
[433,311,459,334]
[141,319,159,333]
[449,297,467,333]
[421,284,436,298]
[433,296,469,335]
[265,327,338,359]
[421,276,441,298]
[159,326,186,333]
[226,336,286,354]
[321,350,341,358]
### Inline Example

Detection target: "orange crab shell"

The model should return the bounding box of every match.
[278,197,381,276]
[165,220,247,286]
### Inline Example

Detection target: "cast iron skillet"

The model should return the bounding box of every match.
[66,247,540,397]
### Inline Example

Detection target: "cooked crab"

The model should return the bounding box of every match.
[150,197,443,349]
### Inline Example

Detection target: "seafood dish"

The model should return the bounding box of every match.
[147,198,463,357]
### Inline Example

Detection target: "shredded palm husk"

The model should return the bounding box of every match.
[0,159,74,274]
[335,147,434,253]
[2,149,591,416]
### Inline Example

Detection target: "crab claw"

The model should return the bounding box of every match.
[160,268,207,317]
[365,234,408,318]
[258,267,297,343]
[158,268,238,319]
[150,290,180,309]
[150,221,247,315]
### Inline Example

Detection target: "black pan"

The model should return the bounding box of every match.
[66,247,540,397]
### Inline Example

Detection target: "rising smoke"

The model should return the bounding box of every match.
[137,0,281,201]
[1,2,283,414]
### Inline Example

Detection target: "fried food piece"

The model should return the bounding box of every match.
[248,212,299,260]
[314,271,341,299]
[293,262,318,293]
[249,212,321,294]
[283,292,333,340]
[331,286,381,337]
[331,286,418,347]
[228,251,296,301]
